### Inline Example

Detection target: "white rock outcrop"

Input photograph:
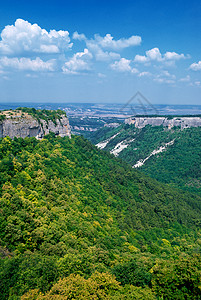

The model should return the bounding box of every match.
[125,116,201,129]
[0,111,71,139]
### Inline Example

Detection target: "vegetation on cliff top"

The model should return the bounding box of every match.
[0,108,66,125]
[17,107,66,124]
[0,114,6,122]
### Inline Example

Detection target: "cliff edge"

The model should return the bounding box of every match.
[0,108,71,139]
[125,116,201,129]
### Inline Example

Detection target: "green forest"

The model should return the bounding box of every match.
[0,134,201,299]
[90,124,201,196]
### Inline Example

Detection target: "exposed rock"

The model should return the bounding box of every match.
[125,116,201,129]
[104,123,120,128]
[0,110,71,139]
[110,138,135,157]
[71,126,97,132]
[133,139,175,168]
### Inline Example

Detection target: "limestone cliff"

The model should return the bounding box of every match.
[125,116,201,129]
[0,109,71,139]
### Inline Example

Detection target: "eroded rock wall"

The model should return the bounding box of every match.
[0,113,71,139]
[125,117,201,129]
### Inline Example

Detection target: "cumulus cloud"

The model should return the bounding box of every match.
[0,20,143,75]
[88,34,141,61]
[134,47,187,64]
[0,18,72,56]
[62,48,92,74]
[73,32,141,50]
[0,18,191,81]
[73,31,86,41]
[164,52,185,60]
[74,32,141,62]
[154,70,176,84]
[110,58,138,73]
[154,78,175,84]
[134,55,147,63]
[86,42,120,61]
[160,70,176,79]
[134,48,161,63]
[146,48,162,61]
[91,33,141,50]
[0,56,55,71]
[189,61,201,71]
[138,71,152,77]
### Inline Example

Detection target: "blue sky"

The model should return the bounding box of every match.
[0,0,201,104]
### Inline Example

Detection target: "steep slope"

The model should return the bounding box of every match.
[0,134,200,299]
[92,124,201,195]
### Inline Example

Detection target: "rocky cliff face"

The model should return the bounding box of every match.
[125,116,201,129]
[0,110,71,139]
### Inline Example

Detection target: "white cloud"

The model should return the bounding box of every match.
[164,52,185,60]
[189,80,201,87]
[134,48,187,64]
[77,33,141,62]
[98,73,106,78]
[62,48,92,74]
[87,42,120,61]
[134,55,147,63]
[26,73,38,78]
[72,31,86,41]
[134,48,161,63]
[146,48,162,61]
[72,48,92,59]
[154,77,175,84]
[73,32,141,50]
[153,70,176,84]
[92,33,141,50]
[138,71,152,77]
[0,18,72,56]
[0,56,55,71]
[179,75,190,82]
[97,51,120,61]
[160,70,176,79]
[189,61,201,71]
[110,58,138,73]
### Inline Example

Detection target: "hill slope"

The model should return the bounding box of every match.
[92,124,201,195]
[0,134,200,299]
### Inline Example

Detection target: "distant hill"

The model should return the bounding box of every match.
[90,121,201,196]
[0,134,201,299]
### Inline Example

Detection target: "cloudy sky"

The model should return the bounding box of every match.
[0,0,201,104]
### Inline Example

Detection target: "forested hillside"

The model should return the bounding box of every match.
[91,124,201,196]
[0,134,200,299]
